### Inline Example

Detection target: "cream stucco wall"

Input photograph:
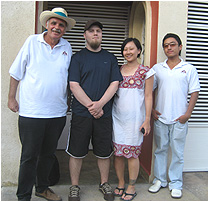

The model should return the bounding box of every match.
[1,1,36,185]
[157,1,188,62]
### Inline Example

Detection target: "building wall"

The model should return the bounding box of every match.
[1,1,36,185]
[1,1,206,186]
[157,1,188,61]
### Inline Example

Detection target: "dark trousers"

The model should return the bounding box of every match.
[16,116,66,201]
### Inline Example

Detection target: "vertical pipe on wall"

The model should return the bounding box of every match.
[35,1,39,34]
[139,1,159,178]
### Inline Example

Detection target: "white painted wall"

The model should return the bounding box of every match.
[184,124,208,171]
[1,1,36,185]
[157,1,188,61]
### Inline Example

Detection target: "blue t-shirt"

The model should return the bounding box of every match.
[68,48,123,118]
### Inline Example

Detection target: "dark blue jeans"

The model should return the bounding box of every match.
[16,116,66,201]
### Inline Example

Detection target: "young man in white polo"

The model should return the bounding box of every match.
[148,33,200,199]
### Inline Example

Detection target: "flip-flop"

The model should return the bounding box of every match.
[114,187,125,197]
[120,192,137,201]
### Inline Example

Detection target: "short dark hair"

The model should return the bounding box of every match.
[162,33,182,56]
[121,38,142,58]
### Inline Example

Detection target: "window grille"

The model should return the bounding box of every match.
[47,1,130,66]
[186,1,208,124]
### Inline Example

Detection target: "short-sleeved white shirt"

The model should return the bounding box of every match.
[152,59,200,124]
[9,32,72,118]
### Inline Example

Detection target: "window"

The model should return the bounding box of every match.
[186,1,208,124]
[47,1,131,65]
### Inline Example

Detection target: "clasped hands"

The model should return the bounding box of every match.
[87,101,104,119]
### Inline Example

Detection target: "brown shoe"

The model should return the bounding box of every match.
[68,185,80,201]
[35,188,62,201]
[99,182,115,201]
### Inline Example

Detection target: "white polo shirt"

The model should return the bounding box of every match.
[9,32,72,118]
[152,59,200,124]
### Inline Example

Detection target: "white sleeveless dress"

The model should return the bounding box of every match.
[112,64,155,158]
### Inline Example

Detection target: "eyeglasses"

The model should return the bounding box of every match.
[163,42,177,48]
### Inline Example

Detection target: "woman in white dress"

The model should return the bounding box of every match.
[112,38,155,201]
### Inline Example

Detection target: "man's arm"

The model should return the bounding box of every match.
[152,89,162,120]
[70,81,93,108]
[175,91,199,123]
[8,77,19,112]
[70,81,104,119]
[88,81,119,117]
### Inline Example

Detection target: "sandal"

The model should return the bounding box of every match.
[114,187,125,197]
[121,192,137,201]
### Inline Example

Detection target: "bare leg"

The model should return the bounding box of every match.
[69,157,83,185]
[114,156,125,195]
[97,158,110,184]
[121,157,140,200]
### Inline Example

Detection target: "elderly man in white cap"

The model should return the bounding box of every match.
[8,8,75,201]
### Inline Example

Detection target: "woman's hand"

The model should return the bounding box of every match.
[139,119,151,136]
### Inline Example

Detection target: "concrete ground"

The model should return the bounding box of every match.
[1,151,208,201]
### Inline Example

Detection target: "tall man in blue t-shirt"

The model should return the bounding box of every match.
[67,20,123,201]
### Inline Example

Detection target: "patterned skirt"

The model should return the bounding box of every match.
[113,142,142,158]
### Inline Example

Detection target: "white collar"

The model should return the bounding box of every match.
[38,31,65,47]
